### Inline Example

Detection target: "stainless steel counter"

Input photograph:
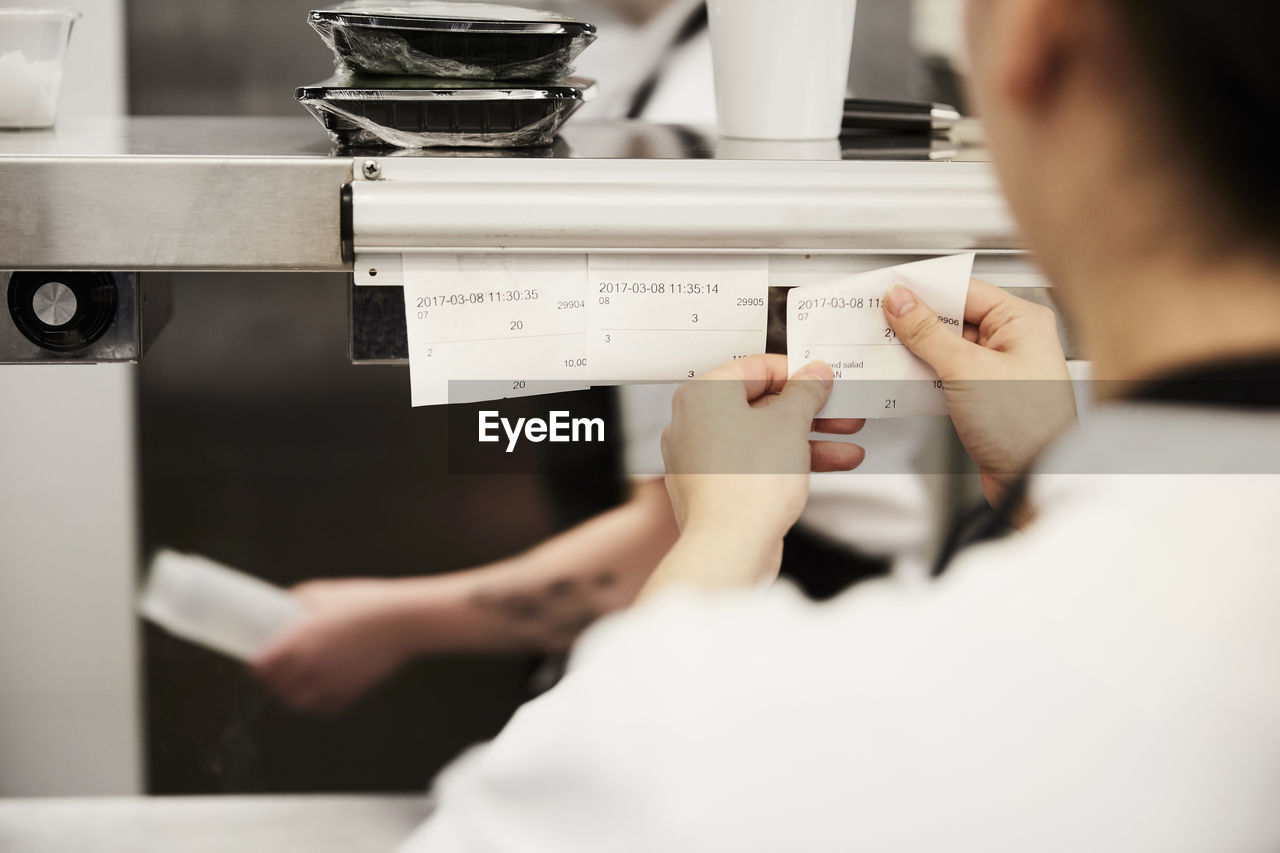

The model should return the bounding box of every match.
[0,118,350,272]
[0,795,432,853]
[0,117,1016,273]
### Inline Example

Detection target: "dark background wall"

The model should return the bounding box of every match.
[137,271,621,794]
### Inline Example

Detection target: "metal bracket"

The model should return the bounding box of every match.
[349,157,1020,257]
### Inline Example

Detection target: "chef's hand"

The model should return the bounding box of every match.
[650,356,864,592]
[884,279,1077,505]
[253,579,419,715]
[644,356,862,596]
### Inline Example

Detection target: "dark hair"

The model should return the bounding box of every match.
[1106,2,1280,243]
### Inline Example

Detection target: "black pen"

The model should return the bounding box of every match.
[843,98,962,134]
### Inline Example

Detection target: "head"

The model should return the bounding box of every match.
[964,0,1280,300]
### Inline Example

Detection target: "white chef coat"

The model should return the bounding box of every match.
[401,402,1280,853]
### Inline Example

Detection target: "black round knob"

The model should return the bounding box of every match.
[7,272,118,353]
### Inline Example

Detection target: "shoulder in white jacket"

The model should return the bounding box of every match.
[404,403,1280,853]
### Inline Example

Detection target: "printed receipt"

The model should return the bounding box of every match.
[588,255,769,382]
[787,254,974,418]
[402,254,589,407]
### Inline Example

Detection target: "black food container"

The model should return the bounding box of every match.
[309,2,597,80]
[296,74,594,148]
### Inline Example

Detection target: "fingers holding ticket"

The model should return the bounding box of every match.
[786,253,974,419]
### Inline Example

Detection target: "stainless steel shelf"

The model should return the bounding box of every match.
[0,118,350,272]
[0,117,1018,272]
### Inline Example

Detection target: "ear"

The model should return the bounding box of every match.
[991,0,1084,110]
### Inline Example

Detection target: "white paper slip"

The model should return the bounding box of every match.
[140,550,303,662]
[403,254,590,407]
[587,255,770,382]
[788,253,974,419]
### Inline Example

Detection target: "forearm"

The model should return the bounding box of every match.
[640,523,785,602]
[387,479,680,655]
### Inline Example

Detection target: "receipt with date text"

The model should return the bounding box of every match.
[403,254,590,407]
[787,254,974,418]
[587,255,770,382]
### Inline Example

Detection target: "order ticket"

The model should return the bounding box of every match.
[402,254,590,407]
[587,255,770,382]
[787,253,974,419]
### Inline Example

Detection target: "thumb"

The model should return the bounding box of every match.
[884,285,967,376]
[779,361,835,421]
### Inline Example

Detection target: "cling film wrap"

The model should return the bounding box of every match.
[300,97,573,149]
[313,18,595,80]
[320,1,582,21]
[308,2,597,81]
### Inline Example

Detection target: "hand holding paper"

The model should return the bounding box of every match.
[882,276,1078,503]
[644,355,865,598]
[140,550,302,662]
[787,253,974,419]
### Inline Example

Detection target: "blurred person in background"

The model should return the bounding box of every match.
[398,0,1280,849]
[256,0,938,713]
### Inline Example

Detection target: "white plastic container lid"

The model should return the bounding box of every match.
[139,550,303,662]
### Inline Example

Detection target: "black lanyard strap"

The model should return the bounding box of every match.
[626,3,710,119]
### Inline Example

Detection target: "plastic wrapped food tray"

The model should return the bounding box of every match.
[309,1,597,80]
[296,74,594,149]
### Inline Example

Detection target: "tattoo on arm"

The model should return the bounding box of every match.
[470,571,624,647]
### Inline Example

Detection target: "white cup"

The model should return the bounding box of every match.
[0,9,80,129]
[708,0,857,141]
